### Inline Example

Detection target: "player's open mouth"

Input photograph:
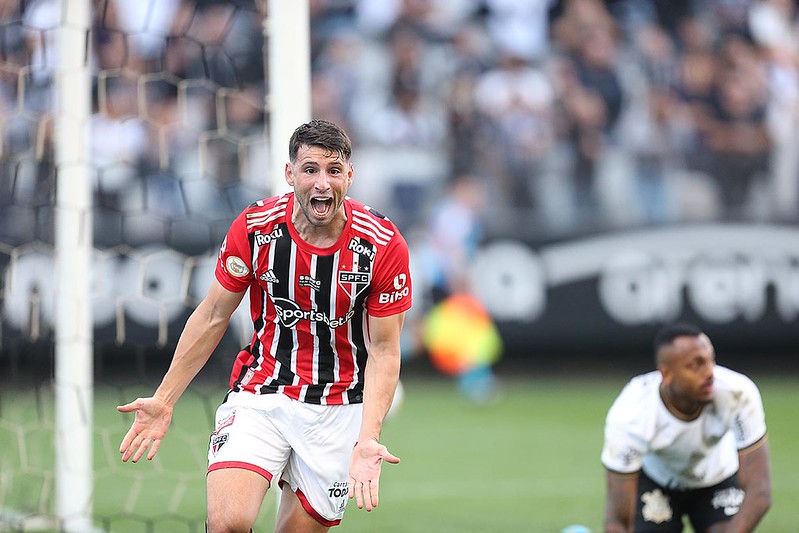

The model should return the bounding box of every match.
[311,198,332,217]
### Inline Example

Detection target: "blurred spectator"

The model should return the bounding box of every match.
[749,0,799,219]
[477,0,556,63]
[418,174,485,305]
[2,0,799,258]
[551,0,625,222]
[624,22,680,224]
[670,15,719,177]
[311,31,362,133]
[443,21,493,174]
[704,32,772,219]
[414,174,499,403]
[472,48,556,210]
[101,0,181,72]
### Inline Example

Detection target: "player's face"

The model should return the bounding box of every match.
[286,144,353,228]
[662,334,716,405]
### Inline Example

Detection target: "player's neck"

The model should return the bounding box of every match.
[292,212,347,248]
[659,383,703,421]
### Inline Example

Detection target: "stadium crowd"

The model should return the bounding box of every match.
[1,0,798,251]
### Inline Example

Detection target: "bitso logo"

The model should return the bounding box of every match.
[225,256,250,278]
[379,272,409,304]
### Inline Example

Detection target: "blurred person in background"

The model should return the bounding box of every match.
[117,120,412,532]
[415,175,500,403]
[748,0,799,219]
[704,31,772,220]
[602,323,771,533]
[625,22,681,224]
[420,174,484,305]
[472,47,556,212]
[551,0,625,224]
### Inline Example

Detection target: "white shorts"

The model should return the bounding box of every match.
[207,391,362,526]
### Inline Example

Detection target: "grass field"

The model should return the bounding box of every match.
[1,370,797,532]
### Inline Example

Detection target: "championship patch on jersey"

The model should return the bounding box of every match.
[225,256,250,278]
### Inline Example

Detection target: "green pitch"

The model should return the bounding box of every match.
[1,371,797,532]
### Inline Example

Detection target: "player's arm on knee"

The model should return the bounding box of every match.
[604,470,638,533]
[729,438,772,532]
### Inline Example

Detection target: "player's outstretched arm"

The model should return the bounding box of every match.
[604,470,638,533]
[117,397,173,462]
[348,438,401,512]
[349,312,404,511]
[117,280,245,462]
[727,440,771,533]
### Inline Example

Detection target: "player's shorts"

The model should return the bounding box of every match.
[634,471,744,532]
[207,391,362,527]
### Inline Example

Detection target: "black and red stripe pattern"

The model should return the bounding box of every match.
[215,193,411,405]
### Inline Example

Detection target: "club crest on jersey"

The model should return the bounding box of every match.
[338,269,371,300]
[641,489,673,524]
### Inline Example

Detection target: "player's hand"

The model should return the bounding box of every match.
[116,397,173,463]
[348,438,400,511]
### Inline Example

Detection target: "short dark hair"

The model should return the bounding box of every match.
[653,322,704,364]
[288,119,352,163]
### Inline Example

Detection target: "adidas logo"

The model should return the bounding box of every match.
[260,270,279,283]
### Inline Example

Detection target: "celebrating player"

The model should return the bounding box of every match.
[117,119,412,532]
[602,323,771,532]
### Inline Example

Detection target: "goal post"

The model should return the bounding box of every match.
[54,0,93,531]
[266,0,311,195]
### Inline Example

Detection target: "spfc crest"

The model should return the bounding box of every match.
[211,433,229,456]
[338,269,371,300]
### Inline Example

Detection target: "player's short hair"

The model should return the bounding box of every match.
[289,119,352,163]
[653,322,704,364]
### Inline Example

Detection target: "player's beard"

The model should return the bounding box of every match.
[297,194,343,228]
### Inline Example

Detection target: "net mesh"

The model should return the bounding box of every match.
[0,1,273,530]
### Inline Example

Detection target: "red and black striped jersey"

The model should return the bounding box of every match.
[214,193,412,405]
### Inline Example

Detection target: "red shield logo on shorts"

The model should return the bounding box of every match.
[211,433,228,456]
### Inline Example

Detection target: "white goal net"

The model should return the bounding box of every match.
[0,1,308,531]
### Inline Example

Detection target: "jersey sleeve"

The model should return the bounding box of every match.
[214,210,255,293]
[601,381,649,474]
[367,230,413,317]
[730,373,767,451]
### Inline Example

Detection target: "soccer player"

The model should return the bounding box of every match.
[117,119,412,532]
[601,323,771,532]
